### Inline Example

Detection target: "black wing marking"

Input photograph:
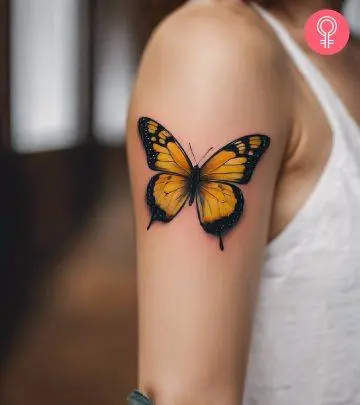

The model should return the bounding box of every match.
[138,117,193,176]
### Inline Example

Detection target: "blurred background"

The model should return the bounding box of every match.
[0,1,359,404]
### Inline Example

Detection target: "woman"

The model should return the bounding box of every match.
[127,0,360,403]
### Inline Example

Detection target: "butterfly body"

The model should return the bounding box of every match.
[138,117,270,251]
[188,165,201,206]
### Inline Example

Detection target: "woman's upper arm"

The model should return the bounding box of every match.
[126,4,292,404]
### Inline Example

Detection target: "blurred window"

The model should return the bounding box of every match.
[11,0,85,152]
[345,0,360,36]
[93,0,135,145]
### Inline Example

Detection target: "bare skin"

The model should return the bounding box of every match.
[126,0,360,403]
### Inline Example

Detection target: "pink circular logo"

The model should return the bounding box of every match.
[305,9,350,56]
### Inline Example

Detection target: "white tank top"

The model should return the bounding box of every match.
[244,5,360,405]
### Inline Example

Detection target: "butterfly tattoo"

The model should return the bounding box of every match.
[138,117,270,251]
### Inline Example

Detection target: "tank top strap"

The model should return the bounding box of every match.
[252,3,353,135]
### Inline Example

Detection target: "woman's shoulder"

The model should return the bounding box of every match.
[146,0,287,71]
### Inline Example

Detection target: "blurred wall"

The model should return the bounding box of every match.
[0,0,10,147]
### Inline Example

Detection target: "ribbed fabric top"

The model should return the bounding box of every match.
[244,5,360,405]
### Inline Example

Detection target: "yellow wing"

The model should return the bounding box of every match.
[196,182,244,250]
[138,117,193,176]
[146,173,189,229]
[197,134,270,250]
[200,135,270,184]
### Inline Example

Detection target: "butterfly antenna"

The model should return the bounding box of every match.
[188,143,198,165]
[198,147,214,166]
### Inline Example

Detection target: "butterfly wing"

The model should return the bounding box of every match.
[138,117,193,176]
[200,134,270,184]
[138,117,193,227]
[195,182,244,250]
[197,134,270,250]
[147,173,190,229]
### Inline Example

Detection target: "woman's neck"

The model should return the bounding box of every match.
[268,0,345,28]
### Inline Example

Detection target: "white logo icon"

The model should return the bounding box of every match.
[317,16,338,48]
